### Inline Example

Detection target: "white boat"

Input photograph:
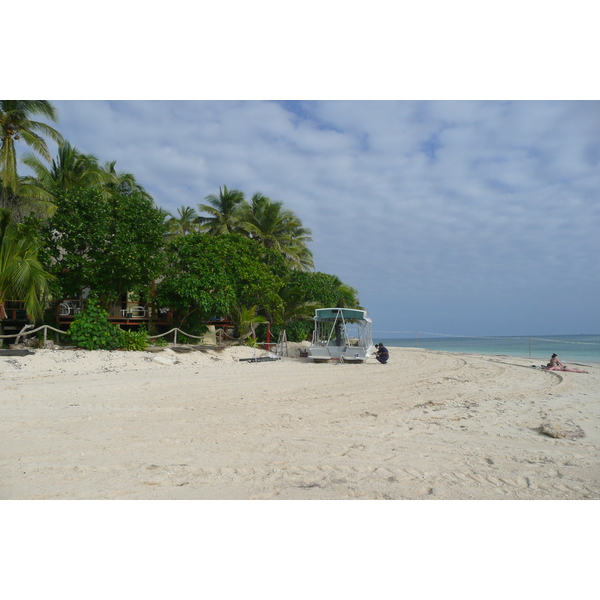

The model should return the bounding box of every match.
[308,308,373,363]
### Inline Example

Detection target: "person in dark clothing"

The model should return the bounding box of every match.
[375,343,389,364]
[547,353,565,369]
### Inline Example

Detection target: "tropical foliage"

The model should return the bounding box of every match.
[0,100,63,193]
[120,327,149,351]
[67,295,124,350]
[20,141,108,203]
[236,193,314,270]
[230,304,267,344]
[197,185,245,235]
[289,271,361,309]
[270,271,362,341]
[99,160,153,201]
[41,188,166,303]
[157,233,287,323]
[0,208,55,320]
[165,205,200,239]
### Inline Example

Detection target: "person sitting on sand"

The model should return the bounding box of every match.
[544,353,588,373]
[547,353,565,369]
[375,343,389,364]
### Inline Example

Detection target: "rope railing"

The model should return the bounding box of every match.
[148,327,206,345]
[1,323,278,351]
[0,324,69,345]
[149,327,273,349]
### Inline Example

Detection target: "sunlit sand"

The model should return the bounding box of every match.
[2,345,599,499]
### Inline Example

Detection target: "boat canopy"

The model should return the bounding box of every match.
[314,308,371,322]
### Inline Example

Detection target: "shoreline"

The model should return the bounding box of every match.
[379,334,600,366]
[2,345,599,499]
[384,347,600,367]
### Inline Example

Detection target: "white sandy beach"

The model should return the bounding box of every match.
[1,345,599,500]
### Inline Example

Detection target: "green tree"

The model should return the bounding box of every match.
[267,277,321,342]
[289,271,361,309]
[276,278,321,325]
[197,185,245,235]
[20,141,108,203]
[0,101,63,193]
[41,188,166,303]
[230,304,267,344]
[165,205,200,239]
[99,160,153,201]
[271,271,361,341]
[157,233,287,323]
[0,208,55,320]
[237,193,314,270]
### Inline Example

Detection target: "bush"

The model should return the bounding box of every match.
[121,327,149,351]
[243,336,260,348]
[68,297,124,350]
[285,320,313,342]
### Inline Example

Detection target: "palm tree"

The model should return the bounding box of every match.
[0,183,41,223]
[0,208,55,321]
[20,141,108,202]
[276,279,321,325]
[165,206,200,239]
[230,304,267,344]
[197,185,245,235]
[237,193,314,270]
[99,160,153,201]
[0,180,58,222]
[0,101,63,193]
[329,275,361,308]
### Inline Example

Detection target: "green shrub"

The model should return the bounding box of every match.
[67,297,124,350]
[121,327,149,351]
[243,336,260,348]
[150,336,168,347]
[276,320,313,342]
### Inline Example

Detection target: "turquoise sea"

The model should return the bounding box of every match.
[374,334,600,365]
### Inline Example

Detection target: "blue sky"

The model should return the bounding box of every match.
[32,100,599,337]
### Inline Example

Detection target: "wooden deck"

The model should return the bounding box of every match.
[55,299,172,327]
[1,299,234,339]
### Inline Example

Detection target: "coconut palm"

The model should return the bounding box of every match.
[197,185,245,235]
[0,179,58,222]
[237,193,314,270]
[329,275,361,308]
[99,160,153,201]
[277,279,321,325]
[165,205,200,239]
[0,208,55,320]
[20,141,107,202]
[0,101,63,193]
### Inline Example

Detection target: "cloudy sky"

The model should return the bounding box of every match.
[11,2,597,339]
[30,100,596,338]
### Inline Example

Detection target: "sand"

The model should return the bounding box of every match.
[1,344,599,500]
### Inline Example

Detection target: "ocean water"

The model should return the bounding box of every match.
[375,334,600,365]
